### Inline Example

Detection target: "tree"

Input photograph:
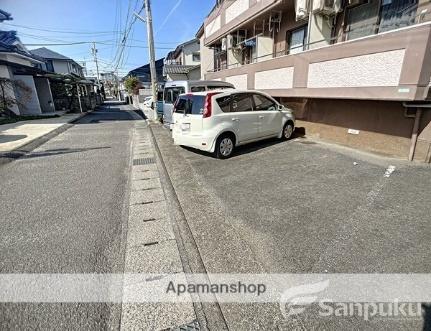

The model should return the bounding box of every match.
[124,76,141,95]
[0,77,32,117]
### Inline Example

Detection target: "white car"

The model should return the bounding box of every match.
[172,90,295,159]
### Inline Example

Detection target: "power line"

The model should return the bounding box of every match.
[23,41,173,49]
[1,22,121,35]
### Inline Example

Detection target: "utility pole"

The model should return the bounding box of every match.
[135,0,157,120]
[92,42,100,87]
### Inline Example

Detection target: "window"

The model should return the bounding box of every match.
[190,86,206,92]
[45,60,54,72]
[207,85,234,91]
[216,95,232,113]
[288,25,307,54]
[252,94,276,111]
[174,95,205,115]
[192,52,201,62]
[345,0,418,40]
[157,91,163,102]
[164,86,185,104]
[232,94,253,112]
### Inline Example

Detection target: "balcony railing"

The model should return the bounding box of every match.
[206,21,431,102]
[211,10,431,73]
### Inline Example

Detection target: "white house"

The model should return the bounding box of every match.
[30,47,84,77]
[163,39,201,81]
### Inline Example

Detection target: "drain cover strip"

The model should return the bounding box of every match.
[133,157,155,165]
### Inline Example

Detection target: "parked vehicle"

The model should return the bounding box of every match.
[156,91,164,119]
[162,80,234,128]
[172,90,295,159]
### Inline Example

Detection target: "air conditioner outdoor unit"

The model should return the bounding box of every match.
[312,0,341,15]
[226,34,234,49]
[295,0,309,21]
[221,37,227,51]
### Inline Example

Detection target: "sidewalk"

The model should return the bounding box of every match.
[0,114,85,154]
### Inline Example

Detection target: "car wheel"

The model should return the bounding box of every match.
[215,134,235,159]
[282,122,294,140]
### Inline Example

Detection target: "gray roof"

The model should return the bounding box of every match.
[163,64,200,75]
[30,47,71,60]
[0,31,43,62]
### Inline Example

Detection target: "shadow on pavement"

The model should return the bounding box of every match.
[181,128,306,159]
[21,146,111,159]
[0,134,28,143]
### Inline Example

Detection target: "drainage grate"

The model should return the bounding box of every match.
[133,157,155,165]
[168,320,200,331]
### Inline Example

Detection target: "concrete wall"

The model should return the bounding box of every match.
[34,77,54,113]
[282,98,431,161]
[15,75,42,115]
[0,65,20,115]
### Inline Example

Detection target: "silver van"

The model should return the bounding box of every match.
[162,80,234,128]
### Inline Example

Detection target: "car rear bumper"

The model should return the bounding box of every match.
[172,130,216,153]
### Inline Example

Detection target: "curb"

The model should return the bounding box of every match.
[147,123,229,331]
[0,110,92,167]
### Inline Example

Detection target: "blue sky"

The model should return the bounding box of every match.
[0,0,214,77]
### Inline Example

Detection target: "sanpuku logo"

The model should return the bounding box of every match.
[279,280,330,318]
[279,279,424,321]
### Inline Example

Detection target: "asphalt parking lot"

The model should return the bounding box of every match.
[151,124,431,330]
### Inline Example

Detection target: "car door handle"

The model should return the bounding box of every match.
[232,118,239,121]
[259,115,264,119]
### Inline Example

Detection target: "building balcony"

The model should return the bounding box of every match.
[205,22,431,102]
[204,0,282,45]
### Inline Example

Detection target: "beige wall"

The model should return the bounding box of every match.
[206,23,431,102]
[200,34,214,79]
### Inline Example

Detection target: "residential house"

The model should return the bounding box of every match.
[0,30,55,115]
[203,0,431,162]
[124,58,165,105]
[163,39,201,81]
[30,47,96,111]
[31,47,84,77]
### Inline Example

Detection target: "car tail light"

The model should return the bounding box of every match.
[203,92,220,118]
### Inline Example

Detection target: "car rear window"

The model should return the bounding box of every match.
[216,95,232,112]
[164,87,185,104]
[174,95,205,115]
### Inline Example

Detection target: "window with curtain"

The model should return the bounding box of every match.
[288,25,308,54]
[345,0,419,40]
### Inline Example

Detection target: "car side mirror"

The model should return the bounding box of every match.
[277,104,284,111]
[150,102,155,110]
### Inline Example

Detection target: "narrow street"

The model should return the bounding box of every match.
[0,102,140,329]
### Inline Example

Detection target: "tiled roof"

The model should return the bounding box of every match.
[0,30,19,46]
[0,31,43,62]
[30,47,71,60]
[163,64,200,75]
